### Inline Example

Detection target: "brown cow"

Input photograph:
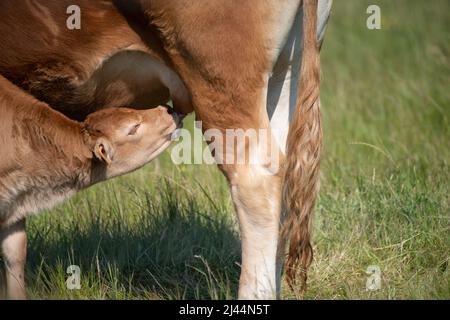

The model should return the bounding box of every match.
[0,0,333,299]
[0,74,182,299]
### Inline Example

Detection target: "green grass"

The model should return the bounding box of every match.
[3,0,449,299]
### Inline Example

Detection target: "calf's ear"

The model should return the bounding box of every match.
[93,137,114,165]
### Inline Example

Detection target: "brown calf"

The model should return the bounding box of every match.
[0,75,181,299]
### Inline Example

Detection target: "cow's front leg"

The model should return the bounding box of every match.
[0,219,27,300]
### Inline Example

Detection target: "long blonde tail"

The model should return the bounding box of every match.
[281,0,322,292]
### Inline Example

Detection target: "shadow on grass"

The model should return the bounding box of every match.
[25,180,241,300]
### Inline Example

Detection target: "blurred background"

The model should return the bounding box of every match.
[15,0,449,299]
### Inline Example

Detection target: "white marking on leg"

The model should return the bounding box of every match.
[232,181,280,300]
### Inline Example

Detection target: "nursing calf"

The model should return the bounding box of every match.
[0,75,181,299]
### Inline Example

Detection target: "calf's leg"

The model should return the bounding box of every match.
[0,219,27,300]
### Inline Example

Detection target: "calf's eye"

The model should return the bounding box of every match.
[128,124,141,136]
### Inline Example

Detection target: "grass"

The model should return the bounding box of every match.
[2,0,449,299]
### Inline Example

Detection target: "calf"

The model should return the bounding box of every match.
[0,75,182,299]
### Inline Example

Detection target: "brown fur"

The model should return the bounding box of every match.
[0,0,192,120]
[142,0,271,131]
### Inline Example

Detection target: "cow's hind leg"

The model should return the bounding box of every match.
[224,151,284,299]
[207,93,285,299]
[0,219,27,300]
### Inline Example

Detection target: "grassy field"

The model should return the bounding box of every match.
[3,0,449,299]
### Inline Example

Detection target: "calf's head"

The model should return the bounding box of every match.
[83,106,182,179]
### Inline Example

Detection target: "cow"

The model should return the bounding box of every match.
[0,74,182,299]
[0,0,333,299]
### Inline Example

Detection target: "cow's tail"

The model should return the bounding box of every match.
[281,0,322,293]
